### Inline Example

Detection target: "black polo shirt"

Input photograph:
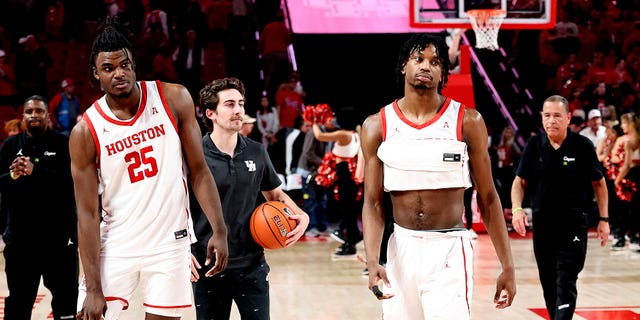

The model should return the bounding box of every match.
[191,133,281,269]
[515,130,602,220]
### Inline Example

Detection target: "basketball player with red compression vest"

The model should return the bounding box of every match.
[70,18,228,320]
[360,34,516,319]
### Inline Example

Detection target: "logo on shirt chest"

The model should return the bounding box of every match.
[245,160,256,172]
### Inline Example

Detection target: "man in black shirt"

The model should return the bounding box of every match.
[511,95,609,320]
[0,95,78,319]
[191,77,309,320]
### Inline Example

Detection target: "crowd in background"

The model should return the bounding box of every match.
[0,0,639,255]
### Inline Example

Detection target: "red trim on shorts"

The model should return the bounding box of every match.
[456,104,465,141]
[94,82,148,126]
[155,80,179,134]
[461,239,471,316]
[83,112,101,162]
[143,303,192,309]
[105,296,130,310]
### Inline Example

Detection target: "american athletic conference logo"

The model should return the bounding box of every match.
[245,160,256,172]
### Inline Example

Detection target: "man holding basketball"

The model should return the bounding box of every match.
[360,34,516,319]
[191,77,308,320]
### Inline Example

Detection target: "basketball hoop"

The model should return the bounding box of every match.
[467,9,506,51]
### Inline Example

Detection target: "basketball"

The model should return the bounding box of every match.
[250,201,299,249]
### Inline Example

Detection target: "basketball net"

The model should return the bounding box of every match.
[467,9,506,51]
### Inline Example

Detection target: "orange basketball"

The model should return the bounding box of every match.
[250,201,298,250]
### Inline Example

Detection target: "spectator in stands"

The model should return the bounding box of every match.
[49,78,81,137]
[555,53,585,97]
[138,13,170,79]
[152,43,179,83]
[580,109,607,148]
[603,104,618,124]
[15,35,51,100]
[585,82,615,112]
[240,113,256,138]
[275,74,304,129]
[173,29,206,101]
[0,49,17,108]
[539,27,564,94]
[297,114,335,237]
[3,119,24,137]
[256,95,279,147]
[495,126,521,209]
[143,8,169,40]
[269,115,310,180]
[258,10,292,99]
[175,1,209,42]
[550,9,580,59]
[0,95,78,319]
[569,115,585,133]
[585,51,617,86]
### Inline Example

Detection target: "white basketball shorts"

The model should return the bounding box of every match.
[78,245,192,319]
[382,224,474,320]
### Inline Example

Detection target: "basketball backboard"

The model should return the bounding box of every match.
[410,0,556,29]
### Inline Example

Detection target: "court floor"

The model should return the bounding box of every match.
[2,231,640,319]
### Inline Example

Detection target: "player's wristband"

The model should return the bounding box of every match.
[598,216,609,223]
[9,171,18,180]
[512,207,523,213]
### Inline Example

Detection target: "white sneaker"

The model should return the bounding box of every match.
[305,228,320,238]
[469,229,479,239]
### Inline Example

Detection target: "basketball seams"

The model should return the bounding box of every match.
[262,204,286,248]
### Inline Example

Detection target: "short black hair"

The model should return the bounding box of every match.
[199,77,246,130]
[395,34,450,93]
[89,16,136,86]
[23,95,49,110]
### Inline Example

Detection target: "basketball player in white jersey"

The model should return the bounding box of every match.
[360,34,516,319]
[70,18,228,320]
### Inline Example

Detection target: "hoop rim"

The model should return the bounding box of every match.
[465,9,507,17]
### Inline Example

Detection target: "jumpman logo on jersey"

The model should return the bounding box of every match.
[443,121,450,129]
[152,107,158,114]
[103,127,109,134]
[573,236,580,242]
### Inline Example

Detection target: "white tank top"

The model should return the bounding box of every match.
[377,98,472,191]
[332,131,359,158]
[84,81,194,257]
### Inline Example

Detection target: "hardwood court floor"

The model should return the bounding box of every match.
[2,231,640,319]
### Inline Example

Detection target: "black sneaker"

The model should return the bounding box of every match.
[332,244,356,260]
[329,230,346,244]
[612,238,626,251]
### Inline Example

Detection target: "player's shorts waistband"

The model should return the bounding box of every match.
[393,223,471,240]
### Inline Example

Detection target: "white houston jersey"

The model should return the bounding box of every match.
[84,81,194,257]
[377,98,472,191]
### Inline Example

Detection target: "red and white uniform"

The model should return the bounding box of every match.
[80,81,193,318]
[377,99,474,319]
[377,98,472,192]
